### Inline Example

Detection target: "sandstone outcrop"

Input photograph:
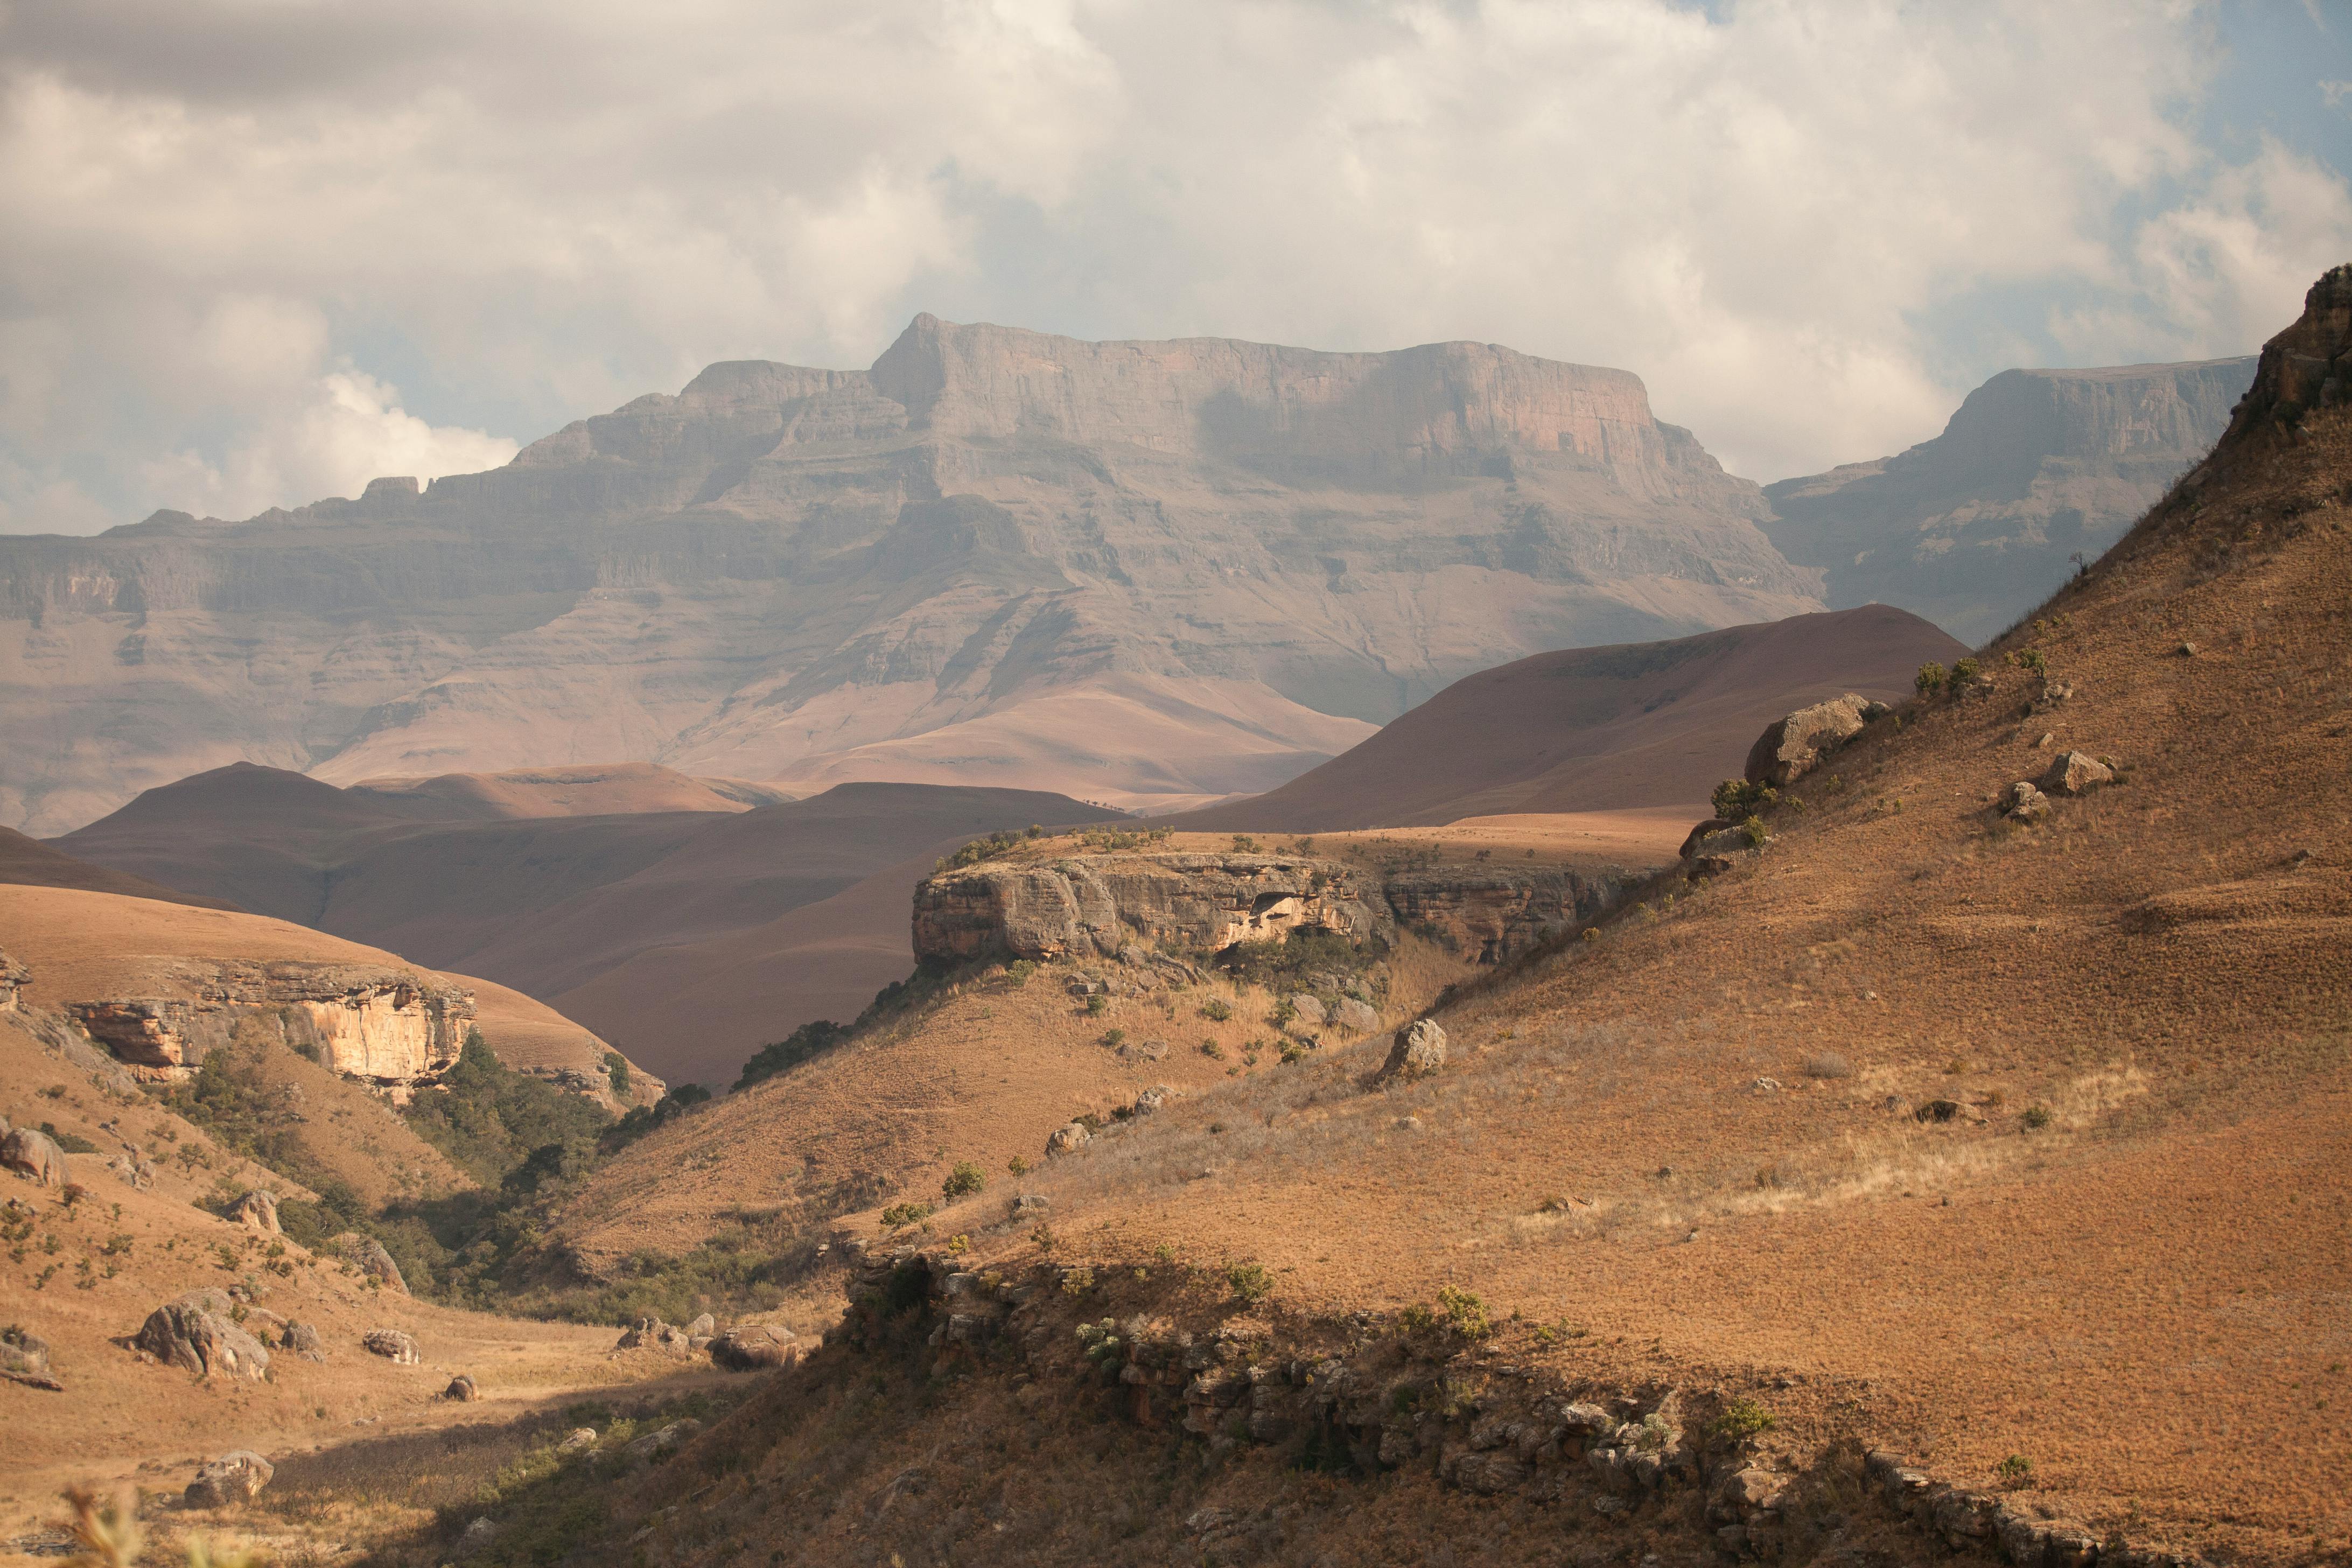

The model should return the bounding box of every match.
[185,1451,274,1507]
[2,1125,66,1187]
[231,1189,281,1231]
[1378,1020,1448,1083]
[345,1236,409,1293]
[134,1292,270,1381]
[709,1324,802,1371]
[443,1373,480,1401]
[1744,692,1880,787]
[363,1328,420,1363]
[913,855,1391,964]
[65,961,471,1096]
[0,947,23,1010]
[1,1326,58,1391]
[2039,751,2115,796]
[1383,865,1629,964]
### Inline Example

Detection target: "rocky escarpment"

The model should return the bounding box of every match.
[0,317,1817,834]
[0,946,24,1010]
[1762,356,2255,642]
[912,854,1394,962]
[914,853,1633,969]
[63,961,470,1098]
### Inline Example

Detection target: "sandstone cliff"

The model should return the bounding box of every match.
[912,852,1630,969]
[1761,356,2255,642]
[0,318,1816,834]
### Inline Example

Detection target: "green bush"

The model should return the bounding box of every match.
[1199,999,1233,1023]
[1085,993,1107,1016]
[2012,648,2047,676]
[1101,1028,1126,1049]
[1006,960,1037,987]
[941,1161,985,1200]
[1712,778,1771,819]
[1952,656,1981,684]
[1996,1453,2033,1487]
[1225,1261,1273,1305]
[1915,661,1948,696]
[2021,1105,2053,1131]
[1436,1284,1490,1339]
[880,1201,934,1230]
[601,1051,631,1096]
[1742,815,1768,847]
[1707,1396,1777,1442]
[732,1019,849,1093]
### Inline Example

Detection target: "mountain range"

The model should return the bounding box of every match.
[0,318,2248,836]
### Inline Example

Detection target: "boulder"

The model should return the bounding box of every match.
[455,1517,499,1560]
[685,1312,717,1338]
[613,1315,669,1350]
[231,1189,281,1232]
[185,1451,274,1508]
[1685,855,1737,881]
[1744,692,1873,787]
[1677,817,1737,860]
[443,1373,480,1401]
[2003,781,2052,822]
[2039,750,2115,796]
[344,1236,408,1294]
[624,1418,702,1461]
[1331,998,1380,1034]
[1,1327,59,1391]
[282,1320,326,1361]
[1286,995,1327,1026]
[1011,1194,1050,1214]
[1045,1122,1092,1158]
[362,1328,420,1363]
[1130,1086,1174,1117]
[1,1126,66,1188]
[709,1324,802,1371]
[1115,1038,1168,1063]
[109,1152,155,1191]
[1377,1019,1447,1083]
[134,1296,271,1381]
[1690,824,1763,857]
[557,1427,598,1452]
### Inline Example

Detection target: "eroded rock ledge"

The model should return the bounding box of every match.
[913,853,1630,968]
[62,960,471,1098]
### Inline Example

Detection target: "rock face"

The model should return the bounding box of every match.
[185,1451,274,1507]
[231,1189,281,1231]
[65,961,472,1095]
[346,1236,410,1294]
[1762,356,2256,642]
[363,1328,420,1363]
[1744,692,1880,787]
[1378,1019,1448,1083]
[0,947,24,1010]
[134,1292,270,1380]
[1,1125,66,1187]
[1,1326,58,1390]
[914,855,1392,963]
[1045,1122,1092,1158]
[2040,751,2114,796]
[916,854,1628,970]
[1382,866,1629,965]
[0,317,1819,836]
[709,1324,802,1371]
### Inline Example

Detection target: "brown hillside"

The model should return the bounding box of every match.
[1175,604,1965,831]
[562,271,2352,1566]
[0,824,241,911]
[0,885,657,1118]
[346,761,790,818]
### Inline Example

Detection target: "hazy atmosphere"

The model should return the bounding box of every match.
[4,0,2349,533]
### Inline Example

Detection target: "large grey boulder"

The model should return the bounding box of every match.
[282,1320,326,1361]
[231,1189,280,1232]
[362,1328,420,1363]
[709,1324,802,1371]
[344,1235,408,1293]
[2039,750,2115,796]
[1,1126,66,1188]
[1,1326,58,1390]
[1377,1019,1447,1084]
[185,1451,274,1507]
[1744,692,1874,787]
[1331,998,1380,1034]
[134,1294,270,1380]
[1045,1121,1091,1158]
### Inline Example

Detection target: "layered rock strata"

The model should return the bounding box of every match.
[62,960,470,1096]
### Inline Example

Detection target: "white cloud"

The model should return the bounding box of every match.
[0,0,2346,534]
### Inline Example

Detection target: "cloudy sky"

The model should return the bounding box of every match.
[3,0,2348,534]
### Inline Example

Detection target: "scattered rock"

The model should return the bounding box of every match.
[230,1189,280,1232]
[1285,995,1327,1026]
[1686,855,1737,881]
[2034,731,2055,748]
[623,1418,702,1462]
[2177,641,2198,657]
[454,1517,499,1559]
[362,1329,419,1364]
[2002,781,2050,822]
[613,1315,692,1352]
[1751,1077,1781,1094]
[1129,1086,1174,1117]
[1,1327,59,1391]
[1376,1019,1447,1084]
[1913,1100,1984,1125]
[184,1451,274,1508]
[108,1152,155,1190]
[1046,1122,1092,1158]
[134,1294,271,1381]
[1,1126,66,1188]
[1745,692,1873,787]
[343,1236,408,1294]
[443,1373,480,1401]
[2038,750,2115,796]
[557,1428,598,1452]
[282,1321,325,1361]
[709,1324,802,1371]
[1011,1193,1050,1214]
[1677,817,1737,859]
[1394,1116,1422,1131]
[1114,1038,1168,1063]
[1690,823,1765,858]
[1331,998,1380,1033]
[685,1312,716,1338]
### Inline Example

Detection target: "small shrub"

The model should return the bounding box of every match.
[1226,1261,1273,1305]
[1269,998,1297,1026]
[1007,1154,1031,1175]
[1996,1453,2034,1487]
[1803,1052,1851,1080]
[1425,1284,1489,1339]
[1200,1039,1225,1060]
[1085,993,1107,1017]
[1741,815,1767,847]
[1952,656,1981,684]
[1707,1397,1777,1443]
[2021,1105,2053,1131]
[1199,999,1234,1023]
[1278,1041,1306,1065]
[1231,835,1259,852]
[1006,960,1037,987]
[1915,661,1948,696]
[1100,1028,1126,1050]
[944,1234,969,1256]
[1712,778,1770,818]
[1061,1265,1096,1297]
[880,1201,934,1230]
[1030,1222,1058,1252]
[941,1161,986,1200]
[2012,648,2047,676]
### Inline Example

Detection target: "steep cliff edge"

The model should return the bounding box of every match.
[0,318,1814,834]
[1761,356,2255,642]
